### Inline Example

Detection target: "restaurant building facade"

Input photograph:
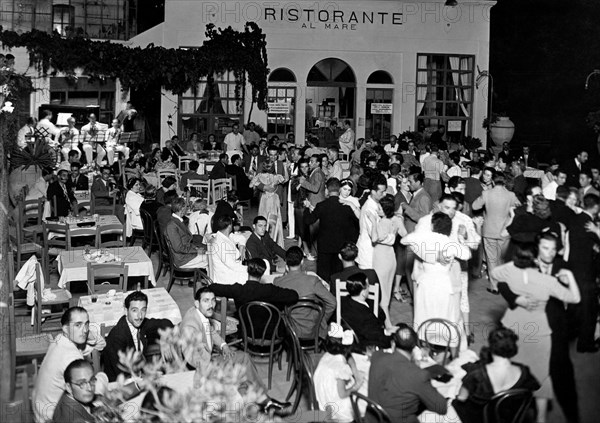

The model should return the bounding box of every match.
[2,0,495,147]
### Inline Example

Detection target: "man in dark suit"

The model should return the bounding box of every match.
[499,232,580,423]
[139,185,162,222]
[209,153,229,180]
[304,178,359,281]
[568,193,600,353]
[246,215,286,271]
[515,144,538,168]
[550,186,576,231]
[300,154,326,208]
[323,120,337,148]
[102,291,174,381]
[497,142,512,163]
[66,162,89,191]
[163,197,207,268]
[274,247,336,339]
[330,242,380,295]
[179,160,206,192]
[243,143,261,177]
[226,154,253,201]
[464,162,484,206]
[563,149,590,188]
[47,169,78,217]
[369,324,447,422]
[510,160,528,203]
[210,258,299,336]
[91,166,118,207]
[402,171,433,234]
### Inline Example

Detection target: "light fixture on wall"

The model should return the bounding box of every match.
[585,69,600,90]
[445,0,458,6]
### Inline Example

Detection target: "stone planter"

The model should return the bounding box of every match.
[490,116,515,146]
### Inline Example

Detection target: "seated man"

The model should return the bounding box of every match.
[179,160,207,191]
[211,258,299,335]
[208,215,248,285]
[47,169,78,217]
[246,216,287,271]
[330,242,379,295]
[52,359,105,423]
[32,307,106,423]
[66,162,90,191]
[369,324,448,422]
[180,284,290,414]
[274,246,336,339]
[211,192,240,232]
[226,154,253,201]
[91,166,118,209]
[340,273,395,352]
[163,197,207,269]
[102,291,174,381]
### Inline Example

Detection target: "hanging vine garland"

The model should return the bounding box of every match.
[0,22,270,110]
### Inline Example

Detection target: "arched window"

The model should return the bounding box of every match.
[268,68,296,83]
[367,70,393,84]
[307,58,356,85]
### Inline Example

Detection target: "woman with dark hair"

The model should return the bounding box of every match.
[492,243,581,422]
[480,166,495,191]
[401,212,471,350]
[507,194,562,245]
[453,327,541,423]
[319,154,330,179]
[314,323,364,423]
[339,178,360,218]
[368,194,407,327]
[124,177,144,237]
[203,133,222,151]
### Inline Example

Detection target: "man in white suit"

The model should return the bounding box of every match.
[207,214,248,284]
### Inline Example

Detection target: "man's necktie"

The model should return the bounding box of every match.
[136,330,141,352]
[252,158,257,173]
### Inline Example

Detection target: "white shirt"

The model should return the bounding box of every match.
[542,181,558,201]
[17,124,35,148]
[224,132,245,151]
[356,197,381,269]
[384,143,399,154]
[36,118,60,144]
[127,319,143,352]
[207,231,248,285]
[32,335,86,423]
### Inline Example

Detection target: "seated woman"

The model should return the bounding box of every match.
[314,323,364,423]
[453,327,540,423]
[154,150,176,171]
[124,178,145,238]
[203,133,222,151]
[340,272,397,352]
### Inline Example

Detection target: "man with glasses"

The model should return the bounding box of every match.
[32,307,107,423]
[52,359,102,423]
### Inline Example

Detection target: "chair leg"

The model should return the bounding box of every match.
[166,274,175,292]
[155,260,162,282]
[128,235,136,247]
[268,353,273,390]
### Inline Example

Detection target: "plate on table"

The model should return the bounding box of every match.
[83,252,122,263]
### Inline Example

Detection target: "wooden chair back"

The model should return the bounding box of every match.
[187,179,210,203]
[157,169,178,184]
[42,221,68,253]
[90,191,117,215]
[19,196,45,226]
[179,156,195,172]
[86,262,128,294]
[285,299,325,352]
[66,226,98,250]
[211,178,232,204]
[335,279,379,325]
[34,260,70,333]
[97,223,126,248]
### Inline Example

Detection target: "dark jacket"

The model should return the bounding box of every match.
[304,196,359,253]
[47,181,77,217]
[340,296,390,350]
[369,350,447,423]
[52,392,95,423]
[102,315,173,381]
[226,164,253,200]
[211,280,299,336]
[330,265,380,296]
[66,174,89,191]
[164,216,200,267]
[209,161,228,180]
[245,232,286,267]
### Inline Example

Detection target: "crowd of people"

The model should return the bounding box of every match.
[18,115,600,423]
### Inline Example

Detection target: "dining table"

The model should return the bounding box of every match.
[79,287,182,329]
[57,245,156,288]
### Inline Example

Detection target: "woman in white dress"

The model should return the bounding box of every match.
[124,178,145,237]
[250,162,285,247]
[368,194,407,327]
[314,323,364,423]
[401,212,470,351]
[338,178,361,219]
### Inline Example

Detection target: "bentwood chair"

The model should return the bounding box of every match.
[483,389,534,423]
[350,391,391,423]
[417,318,462,366]
[239,301,285,390]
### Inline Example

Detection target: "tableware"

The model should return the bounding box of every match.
[107,289,117,297]
[91,294,98,303]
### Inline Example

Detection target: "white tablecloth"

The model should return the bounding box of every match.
[524,168,544,179]
[58,246,156,288]
[78,287,181,327]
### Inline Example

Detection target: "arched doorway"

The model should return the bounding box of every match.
[366,70,394,141]
[306,58,356,146]
[267,68,297,139]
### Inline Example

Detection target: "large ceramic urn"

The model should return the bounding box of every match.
[490,116,515,146]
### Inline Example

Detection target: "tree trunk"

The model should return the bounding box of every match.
[0,111,13,404]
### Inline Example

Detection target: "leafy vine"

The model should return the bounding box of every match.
[0,22,269,109]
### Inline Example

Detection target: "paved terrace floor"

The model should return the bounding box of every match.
[21,203,600,423]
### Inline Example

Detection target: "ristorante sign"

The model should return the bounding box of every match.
[264,7,403,30]
[201,3,405,31]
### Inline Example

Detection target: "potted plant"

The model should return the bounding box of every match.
[462,136,482,152]
[483,112,515,146]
